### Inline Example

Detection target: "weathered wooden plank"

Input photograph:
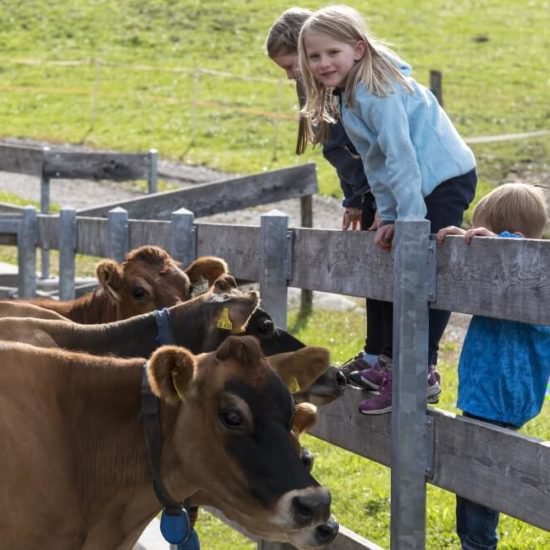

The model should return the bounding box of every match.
[195,224,261,281]
[42,152,149,181]
[0,144,43,176]
[435,235,550,324]
[76,164,318,219]
[310,391,550,531]
[290,228,393,300]
[18,220,550,323]
[128,219,171,251]
[75,217,111,257]
[433,411,550,532]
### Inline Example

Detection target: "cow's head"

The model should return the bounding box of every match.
[96,246,228,320]
[147,336,338,548]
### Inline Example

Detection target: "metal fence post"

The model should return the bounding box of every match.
[170,208,195,268]
[260,210,289,330]
[40,145,51,279]
[108,207,129,262]
[59,208,77,300]
[148,149,158,195]
[18,206,37,298]
[391,219,432,549]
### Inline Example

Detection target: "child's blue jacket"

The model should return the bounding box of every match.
[457,232,550,427]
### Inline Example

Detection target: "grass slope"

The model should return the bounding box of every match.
[0,0,549,197]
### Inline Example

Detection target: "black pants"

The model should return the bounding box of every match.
[361,169,477,365]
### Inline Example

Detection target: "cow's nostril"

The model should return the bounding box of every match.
[291,491,331,527]
[301,448,315,472]
[259,319,274,335]
[292,495,314,526]
[335,369,347,388]
[315,517,339,544]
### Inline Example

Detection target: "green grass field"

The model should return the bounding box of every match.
[1,1,549,548]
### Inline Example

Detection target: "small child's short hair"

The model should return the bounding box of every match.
[472,182,548,238]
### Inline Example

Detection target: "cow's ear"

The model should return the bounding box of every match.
[215,335,263,369]
[269,347,331,393]
[219,293,259,334]
[211,274,238,293]
[186,256,229,287]
[292,402,318,435]
[291,347,331,390]
[147,345,196,405]
[96,260,124,303]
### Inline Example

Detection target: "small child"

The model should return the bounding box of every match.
[297,5,477,414]
[437,182,550,550]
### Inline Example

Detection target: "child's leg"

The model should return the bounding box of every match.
[455,412,513,550]
[456,495,499,550]
[425,169,477,365]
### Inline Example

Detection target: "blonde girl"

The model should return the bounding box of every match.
[298,5,478,414]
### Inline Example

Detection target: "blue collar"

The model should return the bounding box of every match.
[154,308,176,345]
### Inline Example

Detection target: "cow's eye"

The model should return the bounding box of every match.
[220,407,243,429]
[131,286,147,300]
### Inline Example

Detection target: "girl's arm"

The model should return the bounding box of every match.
[358,91,425,222]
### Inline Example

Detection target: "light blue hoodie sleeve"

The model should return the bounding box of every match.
[357,92,426,221]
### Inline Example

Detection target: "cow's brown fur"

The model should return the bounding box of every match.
[16,246,228,324]
[0,338,334,549]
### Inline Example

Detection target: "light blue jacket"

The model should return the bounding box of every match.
[339,61,476,222]
[457,232,550,428]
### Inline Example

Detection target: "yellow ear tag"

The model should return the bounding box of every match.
[171,370,186,401]
[288,376,301,394]
[216,307,233,330]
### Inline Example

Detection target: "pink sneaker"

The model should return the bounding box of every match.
[339,352,374,382]
[348,354,392,390]
[358,370,393,415]
[358,366,442,414]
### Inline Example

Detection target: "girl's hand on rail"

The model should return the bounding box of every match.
[374,224,394,251]
[366,211,381,231]
[436,225,467,245]
[342,207,361,230]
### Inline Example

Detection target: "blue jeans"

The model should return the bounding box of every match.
[456,412,518,549]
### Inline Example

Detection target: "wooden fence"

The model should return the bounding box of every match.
[0,202,549,549]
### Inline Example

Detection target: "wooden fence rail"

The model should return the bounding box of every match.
[1,208,549,549]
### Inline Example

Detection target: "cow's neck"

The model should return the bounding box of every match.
[66,361,197,547]
[50,314,160,357]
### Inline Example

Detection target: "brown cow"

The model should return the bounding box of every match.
[0,337,337,549]
[0,301,68,320]
[17,245,228,323]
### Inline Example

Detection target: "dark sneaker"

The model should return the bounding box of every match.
[339,352,373,381]
[427,365,441,404]
[349,354,392,390]
[358,371,393,415]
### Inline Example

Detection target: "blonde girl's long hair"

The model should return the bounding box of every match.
[265,7,312,154]
[298,5,412,144]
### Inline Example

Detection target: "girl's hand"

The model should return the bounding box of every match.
[366,211,382,231]
[374,224,394,251]
[342,207,362,230]
[436,225,467,245]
